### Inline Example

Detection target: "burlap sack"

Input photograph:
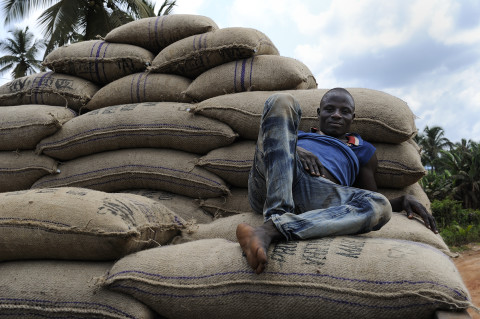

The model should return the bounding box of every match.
[0,72,99,111]
[32,148,229,198]
[104,237,473,319]
[0,151,58,192]
[0,104,76,150]
[150,27,279,78]
[197,139,424,189]
[36,102,237,160]
[197,140,255,187]
[43,40,154,84]
[192,89,417,143]
[199,183,431,221]
[0,260,156,318]
[171,212,262,245]
[0,187,185,261]
[185,56,318,101]
[197,187,253,218]
[105,14,219,54]
[119,189,213,224]
[84,72,192,111]
[374,141,426,188]
[172,207,449,255]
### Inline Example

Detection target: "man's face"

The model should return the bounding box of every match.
[318,92,355,138]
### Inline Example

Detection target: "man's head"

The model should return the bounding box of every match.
[317,88,355,138]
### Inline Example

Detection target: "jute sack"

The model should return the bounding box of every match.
[198,184,431,221]
[197,140,255,187]
[32,148,229,198]
[192,89,417,143]
[103,237,474,319]
[0,104,76,150]
[150,27,279,78]
[105,14,219,54]
[0,260,156,318]
[197,187,253,218]
[0,151,58,192]
[374,141,426,188]
[172,209,449,255]
[170,212,262,245]
[119,189,213,224]
[0,72,99,111]
[0,187,184,261]
[43,40,154,85]
[84,72,192,111]
[197,139,423,189]
[36,102,237,160]
[184,56,318,101]
[379,182,431,213]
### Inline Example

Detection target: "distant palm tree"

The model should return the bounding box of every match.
[416,126,452,172]
[1,0,176,57]
[443,139,480,209]
[0,27,45,79]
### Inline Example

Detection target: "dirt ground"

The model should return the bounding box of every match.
[452,244,480,319]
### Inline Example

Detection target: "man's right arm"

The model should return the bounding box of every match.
[297,146,325,177]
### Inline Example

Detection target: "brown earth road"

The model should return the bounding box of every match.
[452,244,480,319]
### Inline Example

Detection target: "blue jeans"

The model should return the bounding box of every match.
[248,93,392,240]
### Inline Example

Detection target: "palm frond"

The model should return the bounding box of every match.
[157,0,176,15]
[2,0,59,25]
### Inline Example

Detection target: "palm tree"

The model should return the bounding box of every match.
[147,0,176,16]
[0,27,45,79]
[416,126,452,173]
[1,0,176,57]
[442,139,480,209]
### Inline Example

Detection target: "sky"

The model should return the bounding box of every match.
[1,0,480,143]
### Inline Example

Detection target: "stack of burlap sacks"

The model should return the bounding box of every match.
[0,14,476,318]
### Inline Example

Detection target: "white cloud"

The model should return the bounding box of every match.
[165,0,206,14]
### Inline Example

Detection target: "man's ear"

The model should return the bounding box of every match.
[352,112,356,120]
[317,107,321,115]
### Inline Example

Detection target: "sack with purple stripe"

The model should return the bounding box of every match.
[0,151,58,192]
[32,148,230,199]
[0,72,99,111]
[36,102,237,161]
[0,260,157,318]
[197,140,255,188]
[374,141,426,188]
[0,105,76,150]
[103,237,474,319]
[85,73,192,111]
[184,55,317,101]
[192,89,417,143]
[105,14,219,54]
[43,40,154,85]
[150,27,279,78]
[0,187,184,261]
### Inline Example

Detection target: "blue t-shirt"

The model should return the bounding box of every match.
[297,131,376,186]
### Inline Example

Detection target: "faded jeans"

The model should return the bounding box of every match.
[248,93,392,241]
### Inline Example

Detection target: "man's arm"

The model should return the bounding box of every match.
[354,153,438,233]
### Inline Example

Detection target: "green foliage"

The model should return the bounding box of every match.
[431,198,480,246]
[440,223,480,247]
[0,27,45,78]
[431,199,462,228]
[417,126,480,210]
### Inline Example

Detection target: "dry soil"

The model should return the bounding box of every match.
[453,244,480,319]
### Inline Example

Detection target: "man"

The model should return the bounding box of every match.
[236,88,437,274]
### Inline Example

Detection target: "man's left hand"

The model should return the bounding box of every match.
[395,194,438,234]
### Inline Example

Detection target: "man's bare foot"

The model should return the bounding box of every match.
[236,220,282,274]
